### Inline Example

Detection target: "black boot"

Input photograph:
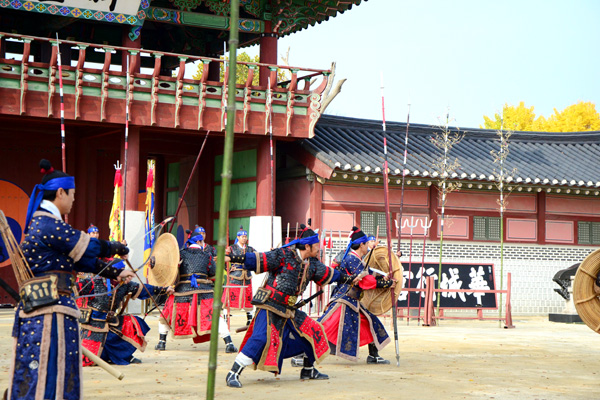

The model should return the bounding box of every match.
[300,357,329,380]
[226,362,245,388]
[155,333,167,351]
[366,342,390,364]
[223,336,238,353]
[246,312,253,326]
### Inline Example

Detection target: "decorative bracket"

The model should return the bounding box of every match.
[47,41,58,117]
[174,56,187,128]
[19,39,32,115]
[150,53,162,126]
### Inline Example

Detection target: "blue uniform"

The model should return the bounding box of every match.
[318,251,390,361]
[8,208,121,400]
[78,276,167,365]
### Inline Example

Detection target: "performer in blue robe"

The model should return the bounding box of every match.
[8,159,134,400]
[77,263,174,365]
[223,225,364,388]
[319,227,396,364]
[224,226,256,325]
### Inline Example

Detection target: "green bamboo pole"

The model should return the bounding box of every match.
[499,215,504,327]
[498,120,505,328]
[207,1,239,398]
[436,110,450,314]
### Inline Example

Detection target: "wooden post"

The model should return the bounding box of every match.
[121,126,140,211]
[259,21,277,86]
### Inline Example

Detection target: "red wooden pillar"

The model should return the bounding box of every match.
[429,185,439,240]
[259,22,278,86]
[121,126,140,211]
[256,137,275,216]
[537,191,546,244]
[309,179,323,230]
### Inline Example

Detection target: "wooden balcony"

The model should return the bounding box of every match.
[0,32,332,138]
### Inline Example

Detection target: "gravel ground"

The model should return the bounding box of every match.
[0,310,598,400]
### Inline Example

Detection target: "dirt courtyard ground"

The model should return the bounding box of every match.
[0,310,598,400]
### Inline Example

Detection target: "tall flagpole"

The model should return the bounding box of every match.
[380,73,400,367]
[207,1,239,397]
[122,53,130,241]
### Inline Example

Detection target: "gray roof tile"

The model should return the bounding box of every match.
[303,115,600,187]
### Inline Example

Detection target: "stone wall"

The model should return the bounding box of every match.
[322,238,596,315]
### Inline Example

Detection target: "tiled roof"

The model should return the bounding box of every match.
[302,115,600,188]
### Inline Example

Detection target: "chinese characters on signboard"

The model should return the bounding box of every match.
[397,262,497,309]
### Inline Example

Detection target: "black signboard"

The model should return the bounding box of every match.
[397,262,497,309]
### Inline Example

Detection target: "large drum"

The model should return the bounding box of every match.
[146,232,180,287]
[360,246,403,315]
[573,248,600,333]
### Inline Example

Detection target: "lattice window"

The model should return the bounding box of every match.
[360,212,390,238]
[473,216,501,241]
[578,221,600,245]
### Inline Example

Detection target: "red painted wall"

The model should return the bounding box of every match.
[506,218,537,242]
[546,195,600,216]
[443,191,537,213]
[545,220,575,243]
[323,184,429,207]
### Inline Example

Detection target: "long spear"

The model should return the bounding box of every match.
[380,73,400,367]
[397,104,411,253]
[122,53,130,240]
[207,1,239,397]
[169,131,211,233]
[55,34,68,223]
[55,34,67,174]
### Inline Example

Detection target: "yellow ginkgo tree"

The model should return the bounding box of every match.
[482,101,600,132]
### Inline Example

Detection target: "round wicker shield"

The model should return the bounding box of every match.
[146,233,180,287]
[573,248,600,333]
[360,246,404,316]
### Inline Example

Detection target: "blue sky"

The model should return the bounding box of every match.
[245,0,600,129]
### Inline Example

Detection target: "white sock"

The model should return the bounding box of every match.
[158,321,169,335]
[235,352,254,367]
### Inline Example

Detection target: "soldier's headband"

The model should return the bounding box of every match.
[281,233,319,248]
[186,234,204,247]
[25,176,76,233]
[237,230,248,237]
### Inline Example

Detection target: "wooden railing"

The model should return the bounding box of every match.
[0,32,332,138]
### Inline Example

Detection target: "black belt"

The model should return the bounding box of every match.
[41,272,75,295]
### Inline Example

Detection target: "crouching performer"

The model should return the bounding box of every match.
[223,225,365,388]
[77,263,174,365]
[8,159,134,400]
[156,233,236,352]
